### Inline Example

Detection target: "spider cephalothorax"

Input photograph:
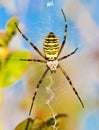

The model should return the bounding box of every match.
[15,9,84,116]
[47,60,58,73]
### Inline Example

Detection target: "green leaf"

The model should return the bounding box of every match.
[15,118,33,130]
[15,113,67,130]
[5,17,18,43]
[0,46,9,60]
[0,16,18,46]
[15,118,43,130]
[0,51,31,87]
[0,33,7,46]
[46,113,67,127]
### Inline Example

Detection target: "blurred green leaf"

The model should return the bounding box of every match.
[0,46,10,60]
[46,113,67,127]
[6,16,18,35]
[0,51,31,87]
[0,16,18,46]
[0,16,19,63]
[15,113,67,130]
[0,16,31,88]
[15,118,33,130]
[0,32,7,46]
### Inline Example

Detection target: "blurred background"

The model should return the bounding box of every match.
[0,0,99,130]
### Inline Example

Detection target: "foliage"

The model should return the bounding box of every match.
[0,51,31,87]
[0,17,31,87]
[0,17,18,46]
[15,113,67,130]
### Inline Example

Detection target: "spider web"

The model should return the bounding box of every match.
[45,76,59,130]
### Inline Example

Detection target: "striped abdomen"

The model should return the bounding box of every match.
[43,32,60,60]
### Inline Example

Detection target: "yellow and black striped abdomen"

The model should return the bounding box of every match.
[43,32,60,60]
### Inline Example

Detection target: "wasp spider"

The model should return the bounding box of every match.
[15,9,84,116]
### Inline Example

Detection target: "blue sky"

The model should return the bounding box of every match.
[0,6,10,28]
[0,0,99,49]
[0,0,81,48]
[82,0,99,25]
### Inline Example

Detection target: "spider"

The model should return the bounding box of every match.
[15,9,84,116]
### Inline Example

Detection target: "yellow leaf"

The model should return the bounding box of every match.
[6,17,18,36]
[0,16,18,46]
[0,51,31,87]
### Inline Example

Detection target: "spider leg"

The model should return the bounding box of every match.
[58,64,84,108]
[15,23,45,59]
[58,48,78,61]
[19,58,46,63]
[57,9,68,57]
[29,67,49,116]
